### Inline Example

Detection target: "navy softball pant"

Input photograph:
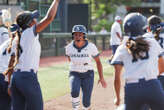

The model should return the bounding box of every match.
[158,75,164,89]
[110,45,119,55]
[10,70,43,110]
[69,70,94,108]
[125,78,164,110]
[0,73,11,110]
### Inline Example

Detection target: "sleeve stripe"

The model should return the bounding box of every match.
[159,52,164,57]
[111,61,124,65]
[92,53,100,58]
[1,32,8,36]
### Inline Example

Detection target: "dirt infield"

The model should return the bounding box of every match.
[40,50,124,110]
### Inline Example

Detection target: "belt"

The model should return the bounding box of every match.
[70,70,94,78]
[15,68,37,73]
[126,77,157,84]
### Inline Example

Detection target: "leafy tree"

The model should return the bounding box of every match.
[80,0,141,31]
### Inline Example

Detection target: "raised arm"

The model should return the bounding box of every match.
[36,0,60,33]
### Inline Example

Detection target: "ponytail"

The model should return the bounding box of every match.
[8,24,23,69]
[13,30,22,67]
[126,37,150,62]
[7,27,15,53]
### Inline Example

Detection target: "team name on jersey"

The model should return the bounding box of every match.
[70,53,89,58]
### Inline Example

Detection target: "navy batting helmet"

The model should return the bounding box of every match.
[72,25,87,39]
[123,13,147,37]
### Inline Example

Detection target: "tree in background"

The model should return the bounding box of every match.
[78,0,141,32]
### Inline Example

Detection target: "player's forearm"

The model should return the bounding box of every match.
[36,0,60,33]
[158,56,164,75]
[46,0,60,21]
[96,61,104,80]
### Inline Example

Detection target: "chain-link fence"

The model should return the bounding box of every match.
[40,33,111,57]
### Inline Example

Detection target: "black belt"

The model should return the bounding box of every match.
[69,70,94,79]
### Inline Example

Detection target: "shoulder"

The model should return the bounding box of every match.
[88,41,96,46]
[0,39,10,49]
[143,32,154,38]
[0,27,8,35]
[22,25,38,38]
[88,42,97,49]
[0,26,7,30]
[160,33,164,38]
[65,41,73,49]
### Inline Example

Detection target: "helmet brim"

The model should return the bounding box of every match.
[31,10,40,19]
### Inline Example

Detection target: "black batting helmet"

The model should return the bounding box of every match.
[123,12,147,37]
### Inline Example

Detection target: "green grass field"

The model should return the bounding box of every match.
[38,57,114,101]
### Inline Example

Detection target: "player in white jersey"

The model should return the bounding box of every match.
[65,25,107,110]
[145,15,164,91]
[111,13,164,110]
[0,9,12,45]
[9,0,60,110]
[0,24,18,110]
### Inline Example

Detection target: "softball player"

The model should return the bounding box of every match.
[111,13,164,110]
[9,0,60,110]
[0,9,12,45]
[65,25,107,110]
[0,24,18,110]
[146,15,164,90]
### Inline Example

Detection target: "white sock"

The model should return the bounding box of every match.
[72,97,80,110]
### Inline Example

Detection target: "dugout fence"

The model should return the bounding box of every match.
[40,33,111,57]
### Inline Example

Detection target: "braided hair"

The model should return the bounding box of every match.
[8,24,22,69]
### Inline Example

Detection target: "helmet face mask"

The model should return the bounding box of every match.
[123,13,147,37]
[73,32,85,42]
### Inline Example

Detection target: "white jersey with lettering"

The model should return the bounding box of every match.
[0,26,9,46]
[111,36,163,80]
[65,41,99,73]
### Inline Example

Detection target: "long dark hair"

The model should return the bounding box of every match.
[126,37,150,62]
[8,24,23,68]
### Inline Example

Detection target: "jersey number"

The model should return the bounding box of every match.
[132,51,149,62]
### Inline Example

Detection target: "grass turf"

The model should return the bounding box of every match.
[38,57,114,101]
